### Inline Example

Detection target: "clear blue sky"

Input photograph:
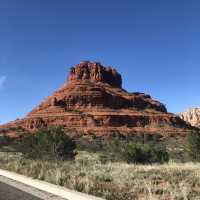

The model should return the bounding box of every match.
[0,0,200,124]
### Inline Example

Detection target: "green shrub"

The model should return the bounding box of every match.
[186,131,200,161]
[122,142,169,164]
[76,137,104,152]
[101,137,169,164]
[15,126,76,160]
[0,135,14,147]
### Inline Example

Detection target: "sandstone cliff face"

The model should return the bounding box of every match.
[179,107,200,128]
[0,61,193,138]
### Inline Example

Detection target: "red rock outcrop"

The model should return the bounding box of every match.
[68,61,122,88]
[0,61,194,138]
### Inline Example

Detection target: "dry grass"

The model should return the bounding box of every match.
[1,151,200,200]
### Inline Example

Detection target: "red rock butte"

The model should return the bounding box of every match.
[0,61,194,138]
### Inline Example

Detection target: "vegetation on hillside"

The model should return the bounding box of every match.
[14,126,76,160]
[186,130,200,161]
[1,127,200,199]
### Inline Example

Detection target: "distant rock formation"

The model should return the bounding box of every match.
[179,107,200,128]
[0,61,194,138]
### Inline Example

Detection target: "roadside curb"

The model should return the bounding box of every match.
[0,169,105,200]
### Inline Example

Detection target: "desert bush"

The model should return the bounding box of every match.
[15,126,76,160]
[121,142,169,164]
[76,137,104,152]
[101,137,169,164]
[186,130,200,161]
[0,135,14,147]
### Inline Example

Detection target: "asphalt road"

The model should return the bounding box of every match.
[0,181,43,200]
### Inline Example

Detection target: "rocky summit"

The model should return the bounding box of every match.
[179,107,200,128]
[0,61,194,138]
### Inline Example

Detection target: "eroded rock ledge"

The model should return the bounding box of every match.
[68,61,122,88]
